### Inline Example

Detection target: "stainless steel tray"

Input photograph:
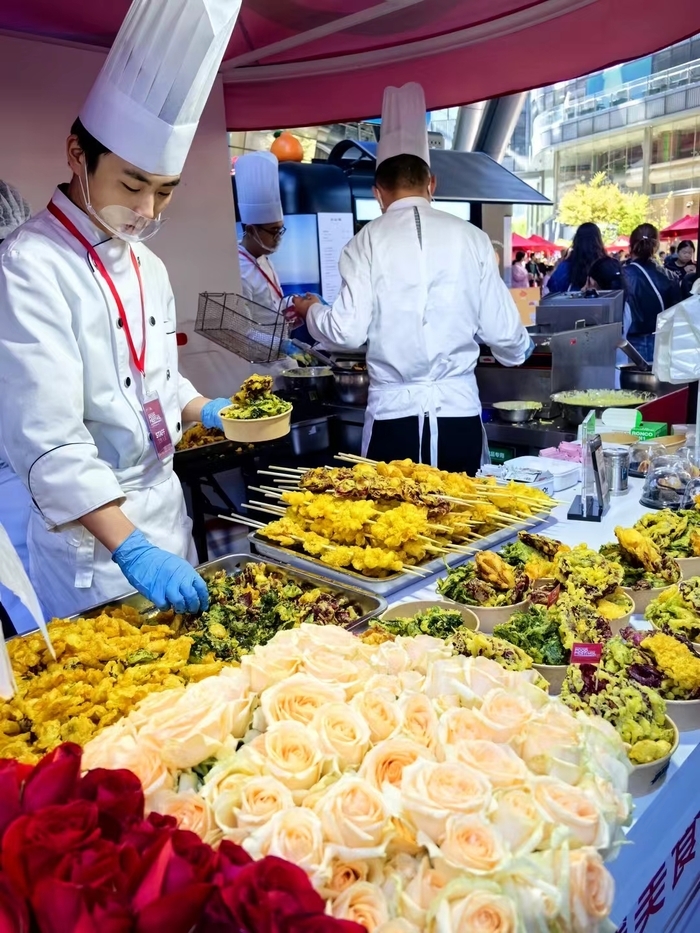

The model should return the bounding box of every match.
[249,514,548,597]
[66,552,386,628]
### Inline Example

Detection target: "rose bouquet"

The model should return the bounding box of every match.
[0,741,364,933]
[83,624,632,932]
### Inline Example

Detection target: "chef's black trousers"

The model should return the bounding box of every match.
[367,415,484,475]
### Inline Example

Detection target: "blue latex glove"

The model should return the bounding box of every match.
[201,397,231,431]
[112,530,209,614]
[281,338,300,357]
[524,337,536,360]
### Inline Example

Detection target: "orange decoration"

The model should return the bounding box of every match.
[271,131,304,162]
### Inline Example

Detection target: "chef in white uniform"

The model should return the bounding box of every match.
[293,83,532,475]
[0,0,242,620]
[0,181,35,633]
[235,151,297,382]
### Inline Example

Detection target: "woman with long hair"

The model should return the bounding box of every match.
[511,250,530,288]
[623,223,682,362]
[546,222,606,293]
[664,239,696,279]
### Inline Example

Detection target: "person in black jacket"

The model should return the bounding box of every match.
[623,224,682,363]
[664,239,696,279]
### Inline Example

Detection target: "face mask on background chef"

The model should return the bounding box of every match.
[245,222,286,255]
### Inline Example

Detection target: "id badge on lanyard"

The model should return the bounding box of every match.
[47,201,176,460]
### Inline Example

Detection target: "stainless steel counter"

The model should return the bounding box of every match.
[484,417,577,454]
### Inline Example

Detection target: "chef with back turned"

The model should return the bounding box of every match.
[292,83,533,476]
[0,0,243,620]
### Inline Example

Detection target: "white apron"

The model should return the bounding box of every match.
[27,472,195,620]
[0,463,36,632]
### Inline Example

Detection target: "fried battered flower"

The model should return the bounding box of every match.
[474,551,517,591]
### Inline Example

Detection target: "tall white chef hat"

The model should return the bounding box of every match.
[376,82,430,168]
[79,0,242,177]
[236,152,284,225]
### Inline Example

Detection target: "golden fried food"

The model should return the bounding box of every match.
[615,526,663,573]
[176,424,225,450]
[475,551,517,591]
[0,610,219,765]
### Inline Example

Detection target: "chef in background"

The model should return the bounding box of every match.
[235,151,298,382]
[292,83,532,475]
[0,0,242,620]
[0,181,34,634]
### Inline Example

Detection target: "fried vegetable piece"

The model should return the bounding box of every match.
[474,551,516,591]
[615,526,663,573]
[554,544,624,600]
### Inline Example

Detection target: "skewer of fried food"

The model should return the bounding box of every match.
[241,502,287,517]
[269,465,306,474]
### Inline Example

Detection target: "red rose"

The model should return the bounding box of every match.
[78,768,145,842]
[0,760,32,844]
[132,831,216,916]
[219,856,327,933]
[0,873,29,933]
[215,840,252,883]
[1,800,100,897]
[135,884,213,933]
[22,743,83,813]
[281,917,367,933]
[31,877,133,933]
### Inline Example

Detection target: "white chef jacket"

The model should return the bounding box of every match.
[306,197,531,466]
[0,187,199,618]
[238,247,296,383]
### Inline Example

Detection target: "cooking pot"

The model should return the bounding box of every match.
[281,367,334,400]
[618,365,685,396]
[333,360,370,406]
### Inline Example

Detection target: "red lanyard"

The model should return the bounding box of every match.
[238,247,284,301]
[47,200,147,376]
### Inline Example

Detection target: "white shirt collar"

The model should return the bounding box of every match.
[386,196,431,213]
[49,186,112,247]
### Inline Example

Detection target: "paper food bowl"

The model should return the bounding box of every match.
[648,620,700,654]
[664,698,700,733]
[628,717,679,798]
[678,557,700,579]
[220,407,292,443]
[622,584,675,616]
[533,663,569,696]
[602,593,635,635]
[380,599,479,633]
[467,599,530,636]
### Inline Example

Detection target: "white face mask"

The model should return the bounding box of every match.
[250,227,279,255]
[80,166,164,244]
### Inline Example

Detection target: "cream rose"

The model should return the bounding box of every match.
[398,693,441,755]
[258,720,326,802]
[149,789,219,845]
[464,656,513,697]
[368,640,413,675]
[129,686,186,728]
[447,740,528,789]
[568,848,615,931]
[397,634,452,673]
[438,814,510,876]
[137,671,254,769]
[295,621,362,655]
[242,643,301,693]
[352,689,401,743]
[438,708,496,745]
[532,777,605,848]
[359,737,434,791]
[258,673,345,728]
[314,775,390,859]
[213,774,294,838]
[422,658,474,708]
[513,716,583,785]
[375,922,420,933]
[489,788,546,856]
[301,648,371,696]
[243,807,325,878]
[396,760,492,845]
[311,702,371,770]
[83,727,172,798]
[474,689,536,743]
[200,744,265,802]
[331,881,390,932]
[400,857,450,927]
[318,858,375,898]
[429,883,518,933]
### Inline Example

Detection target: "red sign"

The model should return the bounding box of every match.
[571,643,603,664]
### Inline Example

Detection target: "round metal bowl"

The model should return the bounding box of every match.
[550,390,656,426]
[333,361,369,406]
[281,367,334,400]
[492,401,542,424]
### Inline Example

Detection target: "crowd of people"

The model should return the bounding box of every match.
[516,222,698,362]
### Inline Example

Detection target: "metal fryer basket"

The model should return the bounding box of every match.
[195,292,290,363]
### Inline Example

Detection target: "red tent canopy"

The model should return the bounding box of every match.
[606,236,630,250]
[511,233,533,251]
[660,215,700,240]
[0,1,696,130]
[527,234,560,255]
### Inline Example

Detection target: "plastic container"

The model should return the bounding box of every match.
[628,717,678,797]
[220,407,292,443]
[380,599,479,632]
[640,456,695,510]
[664,699,700,733]
[629,441,665,478]
[622,584,676,615]
[508,456,580,492]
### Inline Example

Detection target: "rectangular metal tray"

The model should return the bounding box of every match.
[249,513,548,597]
[66,552,386,628]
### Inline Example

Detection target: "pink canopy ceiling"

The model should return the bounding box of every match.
[0,1,696,130]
